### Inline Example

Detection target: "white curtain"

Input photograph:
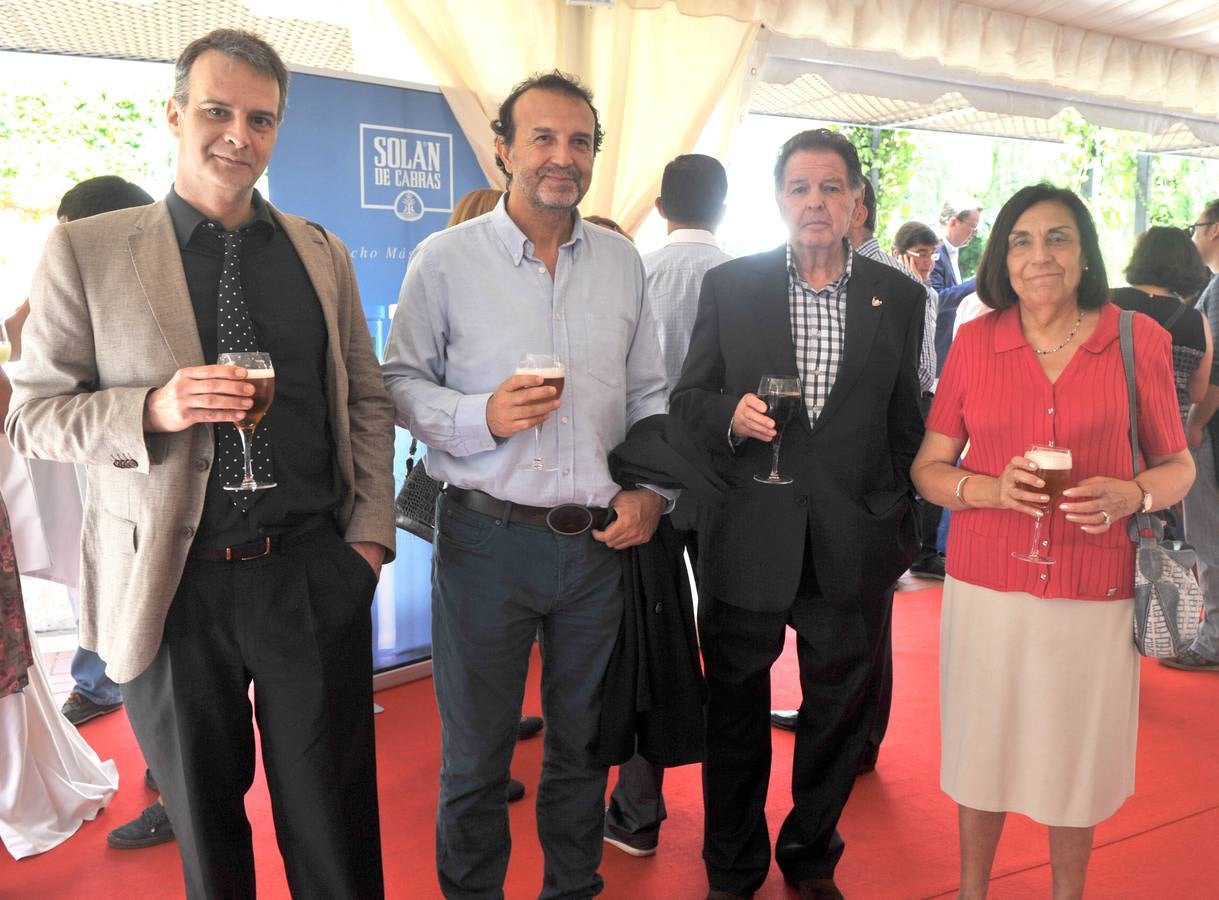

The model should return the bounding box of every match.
[629,0,1219,121]
[368,0,758,233]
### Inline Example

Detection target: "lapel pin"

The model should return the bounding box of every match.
[871,296,883,307]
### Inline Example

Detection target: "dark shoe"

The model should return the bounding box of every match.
[856,744,879,776]
[507,777,526,803]
[1161,648,1219,671]
[797,879,844,900]
[908,554,946,580]
[706,891,751,900]
[518,715,544,740]
[107,802,175,849]
[770,709,798,731]
[60,691,123,726]
[603,817,658,857]
[144,768,157,792]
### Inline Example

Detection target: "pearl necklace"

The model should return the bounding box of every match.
[1031,311,1084,356]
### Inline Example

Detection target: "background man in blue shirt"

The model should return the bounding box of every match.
[382,72,670,899]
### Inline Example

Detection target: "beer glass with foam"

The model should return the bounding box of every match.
[754,375,803,485]
[217,351,277,491]
[1011,443,1072,565]
[516,353,564,471]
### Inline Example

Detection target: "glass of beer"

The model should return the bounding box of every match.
[753,375,802,485]
[1011,443,1072,565]
[217,351,277,492]
[516,353,564,471]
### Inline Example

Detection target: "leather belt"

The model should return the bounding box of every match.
[188,524,330,562]
[444,487,613,533]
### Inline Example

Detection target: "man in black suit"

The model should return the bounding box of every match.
[671,129,924,900]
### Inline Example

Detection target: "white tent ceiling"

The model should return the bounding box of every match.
[2,0,1218,154]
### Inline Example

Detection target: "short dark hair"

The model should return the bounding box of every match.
[1125,226,1211,301]
[860,179,877,233]
[773,129,864,192]
[57,176,154,222]
[659,154,727,227]
[174,29,289,122]
[976,183,1109,311]
[490,71,604,180]
[893,220,937,254]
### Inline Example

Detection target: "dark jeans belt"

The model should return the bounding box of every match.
[188,523,331,562]
[445,486,613,532]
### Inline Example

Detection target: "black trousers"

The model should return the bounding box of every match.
[699,546,893,894]
[915,391,944,562]
[123,527,384,900]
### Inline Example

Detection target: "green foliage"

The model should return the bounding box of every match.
[834,126,920,244]
[0,86,170,219]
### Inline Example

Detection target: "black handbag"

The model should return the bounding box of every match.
[1118,310,1204,657]
[394,437,443,543]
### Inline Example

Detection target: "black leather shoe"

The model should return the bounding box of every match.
[706,892,751,900]
[107,802,175,849]
[507,777,526,803]
[797,879,844,900]
[908,554,946,580]
[518,715,544,740]
[770,709,798,731]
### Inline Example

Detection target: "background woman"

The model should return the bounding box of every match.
[911,184,1194,899]
[893,220,939,284]
[1111,225,1213,427]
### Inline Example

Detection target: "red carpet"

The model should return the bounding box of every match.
[5,586,1219,898]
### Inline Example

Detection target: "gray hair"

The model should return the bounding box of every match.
[173,29,289,123]
[938,197,982,227]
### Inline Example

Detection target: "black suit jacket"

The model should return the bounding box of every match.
[670,246,924,611]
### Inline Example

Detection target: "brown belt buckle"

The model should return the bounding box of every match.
[226,536,273,561]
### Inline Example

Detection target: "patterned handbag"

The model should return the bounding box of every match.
[1118,310,1204,657]
[394,437,443,543]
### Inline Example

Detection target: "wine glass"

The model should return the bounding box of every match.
[753,375,802,485]
[1011,443,1072,565]
[516,353,564,471]
[217,351,277,492]
[0,320,11,365]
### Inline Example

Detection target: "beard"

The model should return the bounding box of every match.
[514,164,587,212]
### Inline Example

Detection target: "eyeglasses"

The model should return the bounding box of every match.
[904,250,940,261]
[1187,221,1216,237]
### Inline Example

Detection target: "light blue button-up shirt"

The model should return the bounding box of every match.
[382,197,670,509]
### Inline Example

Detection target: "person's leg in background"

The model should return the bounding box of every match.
[61,586,123,725]
[1171,431,1219,669]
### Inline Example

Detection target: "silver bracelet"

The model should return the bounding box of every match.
[954,474,972,507]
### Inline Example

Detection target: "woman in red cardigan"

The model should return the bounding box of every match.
[912,184,1195,900]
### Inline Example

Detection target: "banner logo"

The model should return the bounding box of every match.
[360,124,454,220]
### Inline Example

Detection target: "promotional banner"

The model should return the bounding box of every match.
[272,70,488,672]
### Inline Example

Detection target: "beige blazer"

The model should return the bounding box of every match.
[6,200,396,682]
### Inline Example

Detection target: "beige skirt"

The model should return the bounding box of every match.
[940,576,1139,827]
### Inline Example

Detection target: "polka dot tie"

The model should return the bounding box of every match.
[211,225,273,509]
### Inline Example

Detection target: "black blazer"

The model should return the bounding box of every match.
[670,246,924,611]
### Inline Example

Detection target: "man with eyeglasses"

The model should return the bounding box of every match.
[1168,200,1219,672]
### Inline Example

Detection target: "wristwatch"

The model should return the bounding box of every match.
[1135,480,1152,513]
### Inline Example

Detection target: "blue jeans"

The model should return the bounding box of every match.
[432,494,623,900]
[70,646,122,705]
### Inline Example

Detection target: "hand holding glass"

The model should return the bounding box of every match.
[516,353,564,471]
[1011,444,1072,565]
[754,375,802,485]
[217,351,277,492]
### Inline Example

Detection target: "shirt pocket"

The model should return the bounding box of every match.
[582,314,630,388]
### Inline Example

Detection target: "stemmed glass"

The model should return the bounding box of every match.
[516,353,565,471]
[753,375,802,485]
[217,351,277,492]
[1011,444,1072,565]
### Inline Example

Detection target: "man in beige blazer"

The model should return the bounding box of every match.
[6,29,394,899]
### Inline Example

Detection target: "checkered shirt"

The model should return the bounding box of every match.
[787,242,850,426]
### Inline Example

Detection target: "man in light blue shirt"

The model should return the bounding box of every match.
[603,153,728,861]
[382,72,670,899]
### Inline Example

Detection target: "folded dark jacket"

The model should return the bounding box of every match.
[594,415,726,768]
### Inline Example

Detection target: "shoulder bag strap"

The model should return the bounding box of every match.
[1119,310,1159,539]
[1161,301,1188,332]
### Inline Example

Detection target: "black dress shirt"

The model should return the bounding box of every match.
[166,188,341,548]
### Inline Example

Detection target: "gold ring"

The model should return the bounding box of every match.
[1100,510,1112,526]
